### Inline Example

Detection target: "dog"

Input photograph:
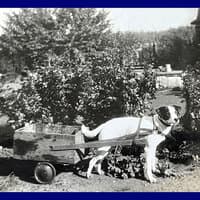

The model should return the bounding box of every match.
[81,105,181,183]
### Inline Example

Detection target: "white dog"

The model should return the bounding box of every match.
[81,105,180,183]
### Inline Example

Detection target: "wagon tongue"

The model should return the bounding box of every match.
[49,131,152,151]
[50,135,135,151]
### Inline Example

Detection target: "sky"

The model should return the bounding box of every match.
[106,8,198,32]
[0,8,198,33]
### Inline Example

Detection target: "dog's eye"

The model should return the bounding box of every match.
[157,106,170,120]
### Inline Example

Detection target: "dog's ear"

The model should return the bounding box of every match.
[173,105,181,116]
[156,106,170,120]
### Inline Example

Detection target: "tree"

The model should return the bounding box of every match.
[156,26,195,69]
[0,9,57,71]
[0,8,110,72]
[183,61,200,131]
[0,8,157,128]
[109,32,140,67]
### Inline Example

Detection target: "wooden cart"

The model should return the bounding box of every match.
[13,123,149,184]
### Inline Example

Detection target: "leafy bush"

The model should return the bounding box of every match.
[0,8,157,129]
[0,59,156,129]
[0,9,156,128]
[0,74,51,129]
[79,53,156,127]
[0,65,85,127]
[103,153,145,179]
[183,61,200,131]
[33,66,84,124]
[101,136,197,180]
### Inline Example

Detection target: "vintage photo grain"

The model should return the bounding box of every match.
[0,8,199,191]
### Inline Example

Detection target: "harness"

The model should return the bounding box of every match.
[136,116,155,135]
[133,115,170,146]
[96,116,175,154]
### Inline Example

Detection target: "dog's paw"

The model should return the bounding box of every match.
[86,172,92,179]
[148,176,157,183]
[97,169,104,176]
[145,174,157,183]
[152,168,160,175]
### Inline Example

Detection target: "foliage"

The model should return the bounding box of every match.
[155,26,195,70]
[0,9,57,70]
[0,8,195,73]
[0,8,156,129]
[33,66,84,124]
[0,62,156,128]
[113,27,195,70]
[0,74,51,129]
[0,8,196,74]
[0,66,84,126]
[0,8,110,71]
[109,32,141,66]
[103,153,145,179]
[100,133,198,180]
[80,56,156,127]
[183,61,200,131]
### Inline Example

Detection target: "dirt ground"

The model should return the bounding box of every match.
[0,154,200,192]
[0,88,199,192]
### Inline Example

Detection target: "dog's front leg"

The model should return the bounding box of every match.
[96,161,104,175]
[144,146,157,183]
[150,147,159,174]
[86,151,108,178]
[86,156,99,178]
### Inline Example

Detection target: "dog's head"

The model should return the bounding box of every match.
[156,105,181,126]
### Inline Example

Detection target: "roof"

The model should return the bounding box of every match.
[191,19,200,25]
[191,9,200,25]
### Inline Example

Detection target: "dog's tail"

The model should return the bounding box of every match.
[81,124,104,138]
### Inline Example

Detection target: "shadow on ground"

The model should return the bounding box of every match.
[0,156,81,184]
[0,158,36,183]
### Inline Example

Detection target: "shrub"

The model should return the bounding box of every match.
[0,73,52,128]
[33,66,84,124]
[0,65,85,127]
[79,54,156,127]
[0,49,156,129]
[183,61,200,131]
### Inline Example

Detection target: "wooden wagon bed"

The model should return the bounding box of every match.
[13,124,84,164]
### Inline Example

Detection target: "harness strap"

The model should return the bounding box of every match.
[134,116,154,139]
[132,116,153,146]
[152,115,174,138]
[135,117,143,138]
[152,115,158,132]
[152,114,166,134]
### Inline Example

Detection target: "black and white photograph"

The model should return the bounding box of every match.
[0,8,199,192]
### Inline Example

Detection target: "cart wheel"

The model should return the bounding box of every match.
[34,162,56,184]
